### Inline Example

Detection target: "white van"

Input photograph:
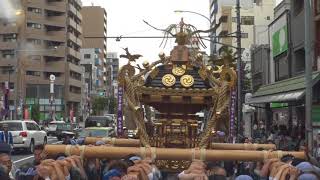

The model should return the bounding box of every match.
[47,121,65,136]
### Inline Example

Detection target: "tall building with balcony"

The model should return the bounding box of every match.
[0,0,83,121]
[80,48,100,96]
[81,6,110,96]
[106,52,119,96]
[212,0,275,78]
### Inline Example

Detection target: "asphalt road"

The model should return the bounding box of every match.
[12,136,61,168]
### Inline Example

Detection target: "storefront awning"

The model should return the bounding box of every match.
[248,71,320,104]
[248,90,305,104]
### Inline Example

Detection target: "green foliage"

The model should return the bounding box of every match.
[91,96,118,115]
[31,104,40,122]
[108,96,117,114]
[92,97,108,115]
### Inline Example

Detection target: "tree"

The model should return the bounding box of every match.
[31,104,40,123]
[107,96,117,114]
[92,97,108,115]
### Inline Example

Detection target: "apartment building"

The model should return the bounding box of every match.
[81,6,110,96]
[213,0,276,77]
[0,0,83,121]
[80,48,99,96]
[106,52,119,97]
[249,0,320,139]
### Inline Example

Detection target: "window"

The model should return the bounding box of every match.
[266,16,270,20]
[232,17,237,23]
[219,30,229,36]
[2,122,22,131]
[294,49,305,73]
[275,53,289,81]
[27,22,41,29]
[241,16,254,25]
[1,66,13,74]
[1,50,14,59]
[241,33,248,38]
[317,0,320,14]
[27,7,42,14]
[3,34,17,42]
[0,82,14,89]
[33,124,40,131]
[26,71,41,76]
[293,0,304,15]
[27,38,41,45]
[26,123,35,130]
[220,15,228,23]
[84,54,91,59]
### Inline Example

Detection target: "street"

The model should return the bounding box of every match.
[12,136,61,168]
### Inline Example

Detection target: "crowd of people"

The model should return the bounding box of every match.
[0,122,319,180]
[0,134,319,180]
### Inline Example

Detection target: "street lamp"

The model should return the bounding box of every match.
[49,74,56,121]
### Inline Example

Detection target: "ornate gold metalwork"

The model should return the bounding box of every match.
[180,75,194,88]
[220,68,237,87]
[162,74,176,87]
[212,65,223,74]
[118,20,240,167]
[149,67,159,79]
[138,86,218,97]
[118,64,135,86]
[172,66,186,76]
[142,61,150,68]
[198,67,208,80]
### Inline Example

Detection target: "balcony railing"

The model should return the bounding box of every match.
[46,30,66,42]
[68,18,77,29]
[0,25,18,34]
[0,41,18,50]
[45,1,67,12]
[69,4,77,15]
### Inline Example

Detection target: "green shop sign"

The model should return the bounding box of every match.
[270,103,288,108]
[312,105,320,123]
[272,25,288,57]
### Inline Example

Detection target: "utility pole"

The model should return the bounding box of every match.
[236,0,243,138]
[304,0,313,156]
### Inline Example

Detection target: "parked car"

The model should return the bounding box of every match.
[78,127,115,138]
[85,115,114,128]
[0,120,47,153]
[47,120,65,136]
[56,123,80,141]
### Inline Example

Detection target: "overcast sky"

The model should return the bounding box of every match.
[82,0,282,67]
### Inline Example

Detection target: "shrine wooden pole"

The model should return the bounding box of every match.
[44,145,305,161]
[84,137,140,147]
[84,137,275,150]
[210,143,276,150]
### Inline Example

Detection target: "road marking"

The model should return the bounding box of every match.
[52,141,62,144]
[13,156,34,163]
[13,141,62,164]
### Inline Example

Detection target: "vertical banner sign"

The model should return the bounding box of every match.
[4,82,9,118]
[117,86,124,137]
[229,89,236,140]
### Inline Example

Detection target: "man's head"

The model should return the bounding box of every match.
[2,124,8,132]
[207,166,227,177]
[34,144,45,165]
[280,154,295,164]
[62,132,75,144]
[0,153,11,174]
